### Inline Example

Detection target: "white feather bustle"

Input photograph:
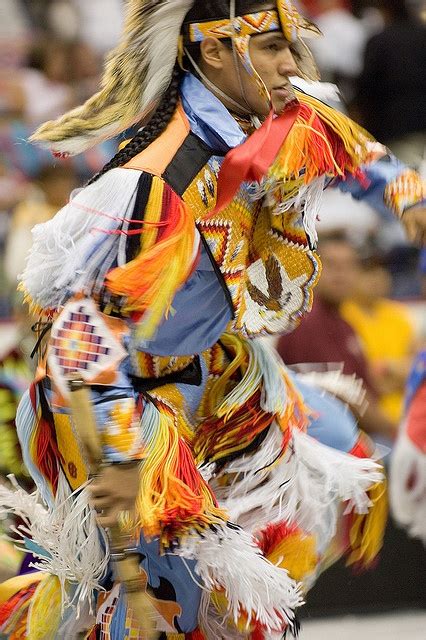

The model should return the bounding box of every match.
[176,524,302,635]
[0,474,108,617]
[210,424,383,554]
[390,429,426,544]
[296,368,367,411]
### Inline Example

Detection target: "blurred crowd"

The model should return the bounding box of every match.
[0,0,425,579]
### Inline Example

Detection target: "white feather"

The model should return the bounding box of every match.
[176,524,302,633]
[212,424,383,553]
[138,0,195,113]
[0,473,108,616]
[252,339,289,416]
[33,124,120,157]
[296,369,367,410]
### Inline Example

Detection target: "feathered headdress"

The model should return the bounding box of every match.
[30,0,196,156]
[31,0,320,157]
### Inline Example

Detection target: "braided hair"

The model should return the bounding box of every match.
[89,64,182,184]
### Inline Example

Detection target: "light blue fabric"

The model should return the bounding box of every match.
[335,154,407,220]
[135,245,232,357]
[292,376,359,453]
[180,72,246,152]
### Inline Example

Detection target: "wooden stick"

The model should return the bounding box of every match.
[67,376,158,639]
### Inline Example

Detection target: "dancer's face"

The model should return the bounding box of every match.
[198,8,299,116]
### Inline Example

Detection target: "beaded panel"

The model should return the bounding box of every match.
[184,157,321,338]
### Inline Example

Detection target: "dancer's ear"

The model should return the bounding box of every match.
[200,37,229,71]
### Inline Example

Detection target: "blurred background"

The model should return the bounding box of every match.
[0,0,425,636]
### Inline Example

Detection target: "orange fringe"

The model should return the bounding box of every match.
[345,434,388,569]
[126,399,226,543]
[270,91,373,186]
[106,177,198,339]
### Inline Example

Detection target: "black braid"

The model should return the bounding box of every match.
[88,65,182,185]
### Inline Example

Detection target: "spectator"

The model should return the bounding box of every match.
[277,231,398,439]
[71,0,123,54]
[0,0,30,71]
[4,164,78,289]
[0,38,73,127]
[68,40,102,103]
[19,39,74,127]
[342,247,417,424]
[356,0,426,167]
[300,0,369,100]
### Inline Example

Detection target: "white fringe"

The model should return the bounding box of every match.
[176,524,302,633]
[290,78,341,105]
[20,168,141,309]
[0,473,109,616]
[252,176,326,249]
[296,369,367,411]
[197,590,252,640]
[212,425,383,550]
[276,176,326,248]
[390,429,426,544]
[252,340,289,417]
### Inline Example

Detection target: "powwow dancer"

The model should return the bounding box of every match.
[390,350,426,545]
[1,0,426,638]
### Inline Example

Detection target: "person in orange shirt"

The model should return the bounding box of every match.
[342,249,418,424]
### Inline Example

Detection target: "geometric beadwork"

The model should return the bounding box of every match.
[48,297,126,399]
[52,314,110,373]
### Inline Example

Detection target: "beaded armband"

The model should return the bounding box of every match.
[384,169,426,219]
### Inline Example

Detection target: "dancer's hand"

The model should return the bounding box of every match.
[88,462,140,529]
[402,206,426,246]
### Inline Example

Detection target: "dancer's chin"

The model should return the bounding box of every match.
[272,86,297,114]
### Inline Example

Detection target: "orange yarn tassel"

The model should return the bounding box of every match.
[106,178,199,339]
[128,400,226,542]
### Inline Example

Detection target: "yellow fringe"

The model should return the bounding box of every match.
[347,479,388,567]
[207,333,249,418]
[27,575,62,640]
[267,531,318,583]
[296,91,373,158]
[269,90,373,185]
[123,401,225,540]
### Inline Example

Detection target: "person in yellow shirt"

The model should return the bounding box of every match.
[4,163,77,288]
[342,251,417,424]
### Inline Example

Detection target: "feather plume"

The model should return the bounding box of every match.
[30,0,195,155]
